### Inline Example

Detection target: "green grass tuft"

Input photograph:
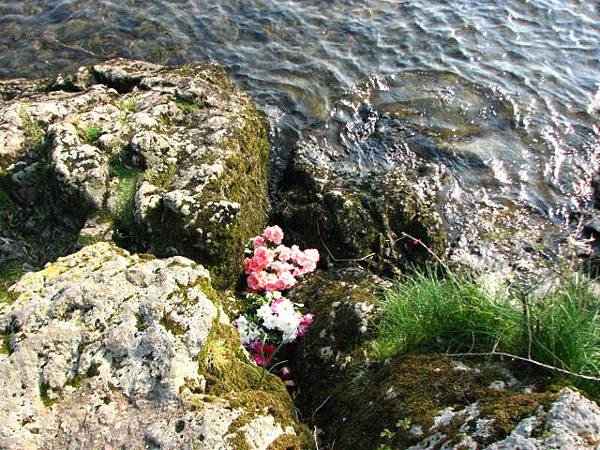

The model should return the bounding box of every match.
[77,123,103,144]
[372,268,523,359]
[174,96,201,113]
[372,268,600,399]
[529,277,600,396]
[111,166,141,240]
[116,97,138,112]
[19,106,45,149]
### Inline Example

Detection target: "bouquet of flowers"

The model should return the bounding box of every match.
[233,225,318,368]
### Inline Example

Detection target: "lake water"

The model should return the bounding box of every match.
[1,0,599,233]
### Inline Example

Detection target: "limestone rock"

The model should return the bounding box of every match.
[0,242,309,449]
[0,59,270,286]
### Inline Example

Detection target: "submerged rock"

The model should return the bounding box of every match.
[274,72,576,285]
[0,59,270,287]
[0,242,310,449]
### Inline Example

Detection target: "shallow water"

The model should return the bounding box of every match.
[1,0,599,226]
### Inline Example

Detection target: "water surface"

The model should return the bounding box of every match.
[1,0,598,231]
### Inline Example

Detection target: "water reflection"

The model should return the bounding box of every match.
[0,0,598,221]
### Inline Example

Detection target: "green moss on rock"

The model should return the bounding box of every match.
[310,355,559,450]
[19,105,45,150]
[196,321,313,448]
[193,104,270,289]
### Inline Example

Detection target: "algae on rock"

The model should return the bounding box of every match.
[273,138,446,275]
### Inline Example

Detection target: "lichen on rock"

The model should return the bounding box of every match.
[0,242,309,449]
[0,59,270,288]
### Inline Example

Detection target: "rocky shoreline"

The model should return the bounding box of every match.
[1,59,599,449]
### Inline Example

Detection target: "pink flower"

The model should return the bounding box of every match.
[275,245,292,262]
[247,270,268,292]
[289,245,303,263]
[264,273,281,292]
[280,366,293,380]
[250,246,274,272]
[293,248,319,275]
[278,270,297,290]
[271,297,285,313]
[296,313,314,337]
[303,248,320,263]
[243,257,253,274]
[270,261,294,277]
[250,341,276,367]
[263,225,284,245]
[251,236,267,248]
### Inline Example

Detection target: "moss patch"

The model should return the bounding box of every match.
[110,165,141,244]
[0,260,24,307]
[313,355,558,450]
[65,363,101,389]
[159,314,187,335]
[171,63,236,94]
[39,382,57,407]
[0,333,11,355]
[199,104,270,288]
[19,105,45,150]
[196,321,312,447]
[174,96,201,113]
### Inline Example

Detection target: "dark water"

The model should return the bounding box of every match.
[1,0,599,228]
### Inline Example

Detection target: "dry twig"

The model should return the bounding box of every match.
[445,351,600,382]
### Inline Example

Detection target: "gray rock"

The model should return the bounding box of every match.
[0,242,307,449]
[0,59,270,287]
[486,388,600,450]
[274,137,446,273]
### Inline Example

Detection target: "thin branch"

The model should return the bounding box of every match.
[311,395,331,420]
[398,231,450,271]
[313,426,320,450]
[445,351,600,382]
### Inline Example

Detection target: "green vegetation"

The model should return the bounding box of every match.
[76,123,103,144]
[529,278,600,396]
[19,106,45,149]
[372,268,522,358]
[325,354,557,449]
[371,268,600,398]
[39,382,56,407]
[111,165,141,242]
[196,320,313,448]
[174,96,201,113]
[108,150,141,242]
[0,262,23,306]
[199,104,270,288]
[116,96,138,112]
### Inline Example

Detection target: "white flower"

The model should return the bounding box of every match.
[256,298,303,343]
[235,315,262,344]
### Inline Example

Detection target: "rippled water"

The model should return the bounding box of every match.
[1,0,599,226]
